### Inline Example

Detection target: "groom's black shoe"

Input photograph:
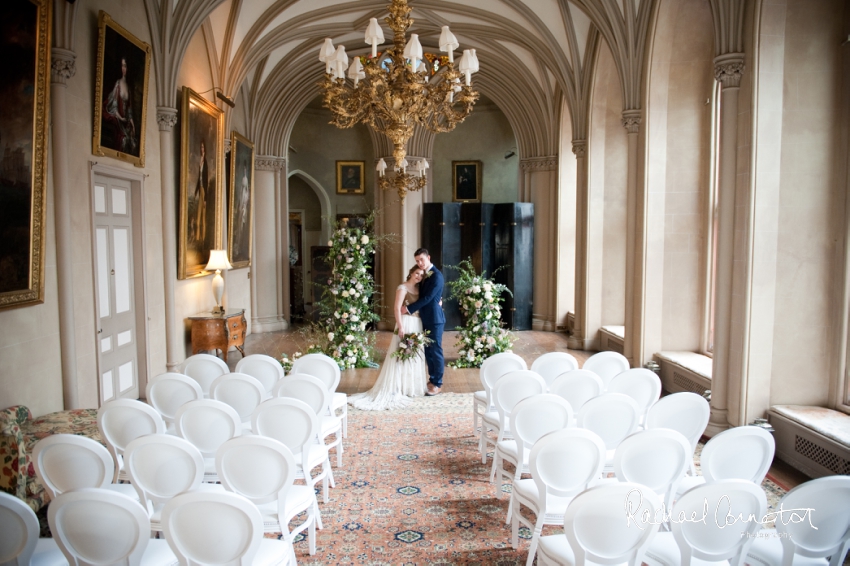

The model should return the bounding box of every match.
[426,385,441,396]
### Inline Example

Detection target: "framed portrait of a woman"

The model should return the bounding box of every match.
[92,11,151,167]
[179,87,224,279]
[228,132,254,269]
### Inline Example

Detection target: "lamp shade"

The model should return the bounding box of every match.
[365,18,385,46]
[319,38,336,62]
[403,33,423,66]
[205,250,232,272]
[348,58,365,83]
[439,26,459,53]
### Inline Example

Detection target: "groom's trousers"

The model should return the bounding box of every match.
[425,323,445,388]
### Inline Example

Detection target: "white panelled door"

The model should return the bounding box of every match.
[93,175,139,402]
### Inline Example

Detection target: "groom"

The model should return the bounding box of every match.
[403,248,445,396]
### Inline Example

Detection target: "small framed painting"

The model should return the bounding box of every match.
[92,11,151,167]
[336,161,365,194]
[452,160,482,202]
[228,131,254,269]
[179,86,224,279]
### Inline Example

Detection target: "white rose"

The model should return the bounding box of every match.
[327,240,333,246]
[484,292,493,300]
[350,307,357,313]
[351,315,359,322]
[362,296,368,303]
[334,311,340,319]
[356,283,363,290]
[360,322,367,330]
[342,290,350,297]
[475,300,483,308]
[483,283,492,292]
[345,335,354,342]
[328,332,335,340]
[472,285,481,293]
[349,236,356,244]
[347,257,354,263]
[467,351,475,360]
[400,342,408,349]
[332,289,339,295]
[361,235,369,244]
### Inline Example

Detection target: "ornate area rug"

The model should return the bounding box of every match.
[277,393,787,565]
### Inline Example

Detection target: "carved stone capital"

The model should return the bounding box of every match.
[571,140,587,158]
[520,156,558,171]
[714,54,745,89]
[50,48,76,85]
[256,156,286,171]
[224,138,231,155]
[156,107,178,132]
[621,110,642,134]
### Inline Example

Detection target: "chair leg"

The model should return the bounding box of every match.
[511,497,520,548]
[326,461,336,488]
[308,512,316,555]
[525,518,544,566]
[489,451,500,483]
[314,497,323,530]
[473,403,480,433]
[505,494,514,525]
[342,405,348,438]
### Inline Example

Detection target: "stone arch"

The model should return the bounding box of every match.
[287,170,332,242]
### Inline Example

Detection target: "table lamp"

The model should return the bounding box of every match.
[205,250,232,314]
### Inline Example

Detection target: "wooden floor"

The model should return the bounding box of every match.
[228,327,811,490]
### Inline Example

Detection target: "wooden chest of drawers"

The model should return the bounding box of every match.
[189,308,246,363]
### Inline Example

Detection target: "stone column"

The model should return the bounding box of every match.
[520,156,559,331]
[568,141,591,349]
[156,107,181,370]
[279,166,291,324]
[50,48,79,409]
[253,156,287,332]
[622,110,642,367]
[706,55,744,435]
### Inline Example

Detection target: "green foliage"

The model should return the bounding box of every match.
[446,259,516,368]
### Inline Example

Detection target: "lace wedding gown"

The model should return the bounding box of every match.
[348,285,428,410]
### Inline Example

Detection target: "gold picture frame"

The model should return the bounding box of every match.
[336,160,365,194]
[92,11,151,167]
[0,0,51,310]
[452,160,482,203]
[228,131,254,269]
[179,86,224,279]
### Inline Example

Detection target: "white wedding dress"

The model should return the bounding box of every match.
[348,285,428,410]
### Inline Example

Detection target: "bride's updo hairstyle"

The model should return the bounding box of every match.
[406,264,422,283]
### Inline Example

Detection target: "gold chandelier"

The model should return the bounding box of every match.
[318,0,479,202]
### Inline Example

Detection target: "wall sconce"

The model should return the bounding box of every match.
[205,250,232,314]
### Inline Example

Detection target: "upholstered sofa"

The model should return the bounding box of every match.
[0,405,100,512]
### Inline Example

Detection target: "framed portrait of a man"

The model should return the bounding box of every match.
[336,161,365,194]
[228,132,254,269]
[179,87,224,279]
[0,0,50,310]
[452,161,482,202]
[92,11,151,167]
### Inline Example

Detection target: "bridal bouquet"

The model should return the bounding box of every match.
[392,331,433,363]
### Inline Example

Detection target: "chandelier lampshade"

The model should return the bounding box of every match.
[318,0,479,202]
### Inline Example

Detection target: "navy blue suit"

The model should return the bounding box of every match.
[407,266,445,388]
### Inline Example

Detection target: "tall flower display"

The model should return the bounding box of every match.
[313,217,381,369]
[446,259,515,368]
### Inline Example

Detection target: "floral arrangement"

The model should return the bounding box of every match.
[279,351,302,374]
[311,215,382,369]
[392,331,433,363]
[446,259,515,368]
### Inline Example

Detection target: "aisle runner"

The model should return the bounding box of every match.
[282,393,786,566]
[286,393,527,565]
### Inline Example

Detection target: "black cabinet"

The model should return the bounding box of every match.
[421,203,463,328]
[493,203,534,330]
[460,203,495,277]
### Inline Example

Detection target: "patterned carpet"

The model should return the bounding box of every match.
[280,393,787,565]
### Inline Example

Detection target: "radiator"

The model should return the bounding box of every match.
[768,410,850,479]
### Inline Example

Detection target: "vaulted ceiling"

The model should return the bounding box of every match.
[143,0,662,156]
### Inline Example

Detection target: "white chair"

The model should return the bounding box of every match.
[181,353,230,397]
[145,372,203,428]
[746,475,850,566]
[548,369,604,417]
[480,370,547,466]
[0,491,65,566]
[236,354,284,399]
[97,398,166,482]
[210,372,266,432]
[530,352,579,389]
[645,392,710,475]
[123,433,218,532]
[216,436,319,563]
[608,428,691,511]
[48,488,178,566]
[292,353,348,437]
[174,399,242,483]
[252,398,334,503]
[675,425,775,499]
[576,392,641,469]
[643,480,767,566]
[161,490,292,566]
[491,394,573,524]
[537,483,663,566]
[275,373,344,467]
[511,428,607,566]
[32,434,138,502]
[606,368,662,425]
[474,352,528,441]
[582,350,630,390]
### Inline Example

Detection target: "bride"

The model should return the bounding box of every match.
[348,265,428,410]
